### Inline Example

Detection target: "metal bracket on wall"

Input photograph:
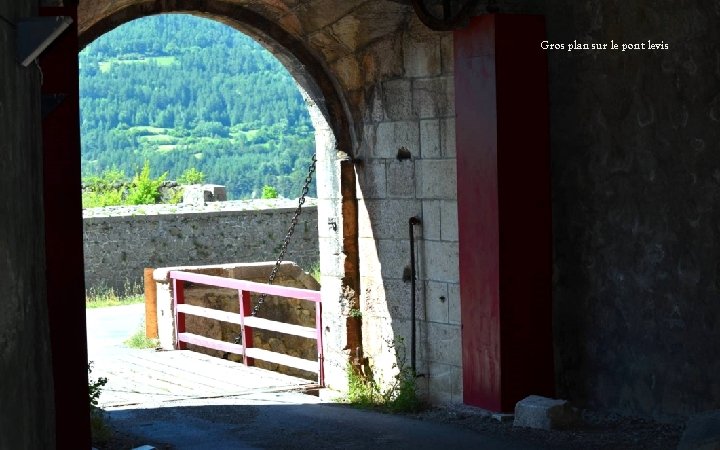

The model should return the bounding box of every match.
[42,93,66,119]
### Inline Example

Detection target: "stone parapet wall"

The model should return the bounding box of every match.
[153,262,320,380]
[83,199,319,294]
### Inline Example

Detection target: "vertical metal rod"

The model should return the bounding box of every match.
[316,302,325,387]
[409,216,422,374]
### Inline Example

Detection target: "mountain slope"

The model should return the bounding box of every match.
[79,14,316,199]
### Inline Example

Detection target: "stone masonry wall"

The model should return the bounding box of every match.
[0,0,56,448]
[83,199,319,294]
[353,14,462,405]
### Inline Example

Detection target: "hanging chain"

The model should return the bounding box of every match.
[251,154,317,317]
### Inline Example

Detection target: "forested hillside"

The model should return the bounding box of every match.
[79,14,316,199]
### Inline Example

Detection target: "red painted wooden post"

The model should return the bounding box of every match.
[239,290,254,366]
[455,14,554,412]
[39,5,91,448]
[315,302,324,386]
[173,278,186,350]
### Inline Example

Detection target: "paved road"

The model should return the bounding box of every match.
[86,303,145,357]
[107,394,543,450]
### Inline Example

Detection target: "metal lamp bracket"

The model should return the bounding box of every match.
[16,16,73,67]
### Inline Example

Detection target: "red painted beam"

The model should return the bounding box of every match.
[169,270,322,302]
[39,4,91,448]
[455,15,554,412]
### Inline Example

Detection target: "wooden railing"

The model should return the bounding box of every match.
[169,270,324,386]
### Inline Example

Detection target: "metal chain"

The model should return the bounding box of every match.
[251,153,317,316]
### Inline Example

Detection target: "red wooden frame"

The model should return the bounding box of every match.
[169,271,324,386]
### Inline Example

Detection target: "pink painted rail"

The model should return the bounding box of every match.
[169,270,324,386]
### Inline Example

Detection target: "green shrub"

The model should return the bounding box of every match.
[178,167,205,185]
[261,184,279,199]
[126,161,167,205]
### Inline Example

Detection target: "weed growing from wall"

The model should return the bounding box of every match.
[345,337,423,413]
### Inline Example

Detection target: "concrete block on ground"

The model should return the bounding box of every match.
[514,395,580,430]
[677,410,720,450]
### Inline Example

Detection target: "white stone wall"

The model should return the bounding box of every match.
[354,16,461,404]
[83,200,319,295]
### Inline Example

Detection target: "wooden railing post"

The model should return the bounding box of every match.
[173,278,186,350]
[239,290,254,366]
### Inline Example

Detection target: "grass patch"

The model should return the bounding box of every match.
[309,262,321,283]
[86,283,144,308]
[124,323,159,349]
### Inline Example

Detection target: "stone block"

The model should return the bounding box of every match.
[328,1,406,52]
[382,79,413,120]
[426,362,462,404]
[425,322,461,366]
[441,117,456,157]
[420,119,441,158]
[332,54,363,91]
[413,77,454,119]
[356,159,387,200]
[440,200,458,241]
[448,283,461,325]
[386,161,416,198]
[440,34,454,74]
[425,281,449,323]
[378,238,411,280]
[358,236,382,278]
[421,200,441,240]
[403,33,442,78]
[375,120,420,159]
[420,240,459,283]
[360,37,404,81]
[415,159,457,199]
[513,395,580,430]
[678,410,720,450]
[382,278,425,321]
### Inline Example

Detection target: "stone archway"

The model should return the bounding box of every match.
[40,2,368,447]
[76,0,362,391]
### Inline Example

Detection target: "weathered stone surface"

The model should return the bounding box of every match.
[403,17,442,78]
[412,76,454,119]
[425,281,449,324]
[375,120,420,159]
[386,161,416,199]
[420,240,458,283]
[381,79,413,120]
[514,396,580,430]
[678,410,720,450]
[415,159,456,199]
[355,159,387,200]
